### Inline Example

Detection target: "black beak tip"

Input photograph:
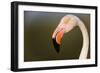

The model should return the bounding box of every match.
[52,38,60,53]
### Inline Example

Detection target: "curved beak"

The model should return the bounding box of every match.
[52,29,64,53]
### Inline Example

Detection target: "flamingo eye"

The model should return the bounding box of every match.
[62,16,70,24]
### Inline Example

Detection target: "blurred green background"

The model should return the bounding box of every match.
[24,11,90,62]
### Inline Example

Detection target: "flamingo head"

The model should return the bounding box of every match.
[52,15,77,53]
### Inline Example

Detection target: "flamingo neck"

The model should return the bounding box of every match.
[77,19,89,59]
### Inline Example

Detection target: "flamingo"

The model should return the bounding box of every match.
[52,15,89,59]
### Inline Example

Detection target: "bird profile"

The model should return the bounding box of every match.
[52,15,89,59]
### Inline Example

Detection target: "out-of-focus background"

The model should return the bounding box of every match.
[0,0,99,73]
[24,11,90,62]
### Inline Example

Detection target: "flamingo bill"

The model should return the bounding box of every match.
[52,30,64,53]
[56,30,64,45]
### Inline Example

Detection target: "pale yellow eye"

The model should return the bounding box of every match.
[62,16,70,24]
